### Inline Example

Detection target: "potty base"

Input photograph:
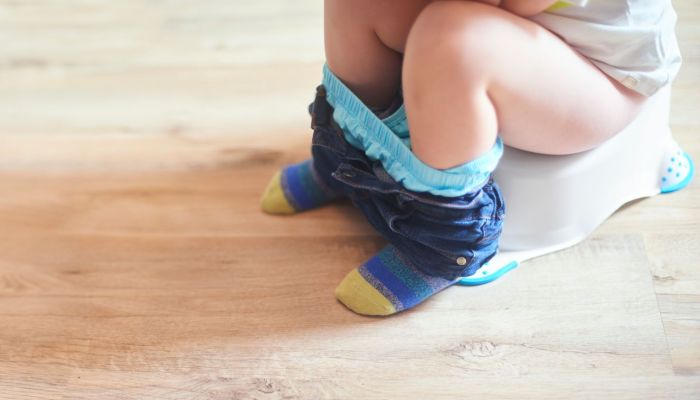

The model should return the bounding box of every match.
[458,85,693,286]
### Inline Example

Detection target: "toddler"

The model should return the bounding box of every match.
[260,0,682,316]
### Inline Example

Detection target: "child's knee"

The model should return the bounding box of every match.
[408,1,504,64]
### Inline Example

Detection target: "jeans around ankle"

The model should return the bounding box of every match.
[307,85,506,280]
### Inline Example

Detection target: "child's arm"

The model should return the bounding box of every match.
[499,0,559,17]
[459,0,587,17]
[468,0,501,5]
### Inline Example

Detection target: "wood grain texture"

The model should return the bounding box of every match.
[0,0,698,399]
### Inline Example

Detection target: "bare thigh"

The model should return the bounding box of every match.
[408,1,647,156]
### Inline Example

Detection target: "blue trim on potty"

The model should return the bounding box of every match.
[661,152,695,194]
[457,260,519,286]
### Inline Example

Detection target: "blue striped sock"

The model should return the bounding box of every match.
[335,244,458,315]
[260,159,342,214]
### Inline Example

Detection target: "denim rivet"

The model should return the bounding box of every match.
[456,256,467,266]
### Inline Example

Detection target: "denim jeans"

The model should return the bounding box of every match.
[308,85,505,281]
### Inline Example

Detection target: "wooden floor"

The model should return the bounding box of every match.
[1,1,699,399]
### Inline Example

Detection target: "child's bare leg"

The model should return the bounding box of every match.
[403,1,646,169]
[260,0,433,215]
[324,0,432,109]
[325,1,515,316]
[329,1,650,316]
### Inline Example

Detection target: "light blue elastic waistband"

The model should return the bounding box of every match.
[322,63,503,197]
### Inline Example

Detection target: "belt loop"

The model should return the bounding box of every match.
[310,84,330,130]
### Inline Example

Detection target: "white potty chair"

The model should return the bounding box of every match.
[459,85,694,285]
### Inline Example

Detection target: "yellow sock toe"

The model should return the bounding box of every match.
[335,269,396,316]
[260,170,296,214]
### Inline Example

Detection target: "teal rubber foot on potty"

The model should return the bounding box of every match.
[660,149,694,194]
[457,259,519,286]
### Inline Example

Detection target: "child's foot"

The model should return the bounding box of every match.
[335,244,459,316]
[260,158,342,214]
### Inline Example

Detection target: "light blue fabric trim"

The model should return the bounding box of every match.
[322,63,503,197]
[382,104,410,139]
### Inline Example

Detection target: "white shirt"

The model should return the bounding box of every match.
[530,0,682,96]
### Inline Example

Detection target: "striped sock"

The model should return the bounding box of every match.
[335,244,458,316]
[260,158,342,214]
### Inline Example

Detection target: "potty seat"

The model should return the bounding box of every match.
[459,85,694,285]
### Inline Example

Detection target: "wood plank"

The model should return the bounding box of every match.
[0,0,698,398]
[0,161,697,399]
